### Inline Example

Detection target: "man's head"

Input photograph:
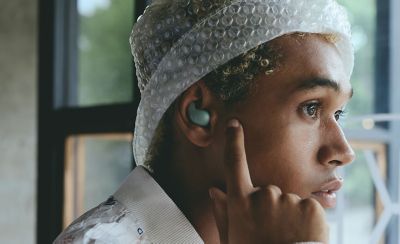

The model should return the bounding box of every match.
[149,33,354,208]
[131,0,355,208]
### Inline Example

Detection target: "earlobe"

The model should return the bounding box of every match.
[175,81,219,147]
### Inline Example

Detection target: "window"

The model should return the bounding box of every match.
[38,0,400,243]
[63,134,133,227]
[337,0,376,116]
[76,0,135,107]
[37,0,146,243]
[330,0,400,243]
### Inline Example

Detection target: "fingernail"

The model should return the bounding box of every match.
[227,119,240,128]
[209,189,215,200]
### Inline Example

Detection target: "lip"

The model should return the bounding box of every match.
[311,178,343,208]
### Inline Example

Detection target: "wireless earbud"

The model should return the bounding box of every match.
[188,102,210,127]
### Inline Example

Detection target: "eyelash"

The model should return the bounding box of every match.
[335,109,348,121]
[301,102,347,121]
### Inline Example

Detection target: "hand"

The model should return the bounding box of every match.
[209,119,329,244]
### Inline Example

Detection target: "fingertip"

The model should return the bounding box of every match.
[223,119,251,197]
[225,119,243,139]
[266,185,283,195]
[209,187,226,201]
[209,188,215,200]
[227,119,240,128]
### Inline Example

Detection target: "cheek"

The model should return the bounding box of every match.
[244,119,320,194]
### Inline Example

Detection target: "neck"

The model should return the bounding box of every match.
[152,157,220,243]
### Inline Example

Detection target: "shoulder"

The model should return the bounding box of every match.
[53,197,147,244]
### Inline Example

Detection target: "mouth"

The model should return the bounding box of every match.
[311,178,343,208]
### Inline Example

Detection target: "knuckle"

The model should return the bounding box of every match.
[253,185,282,204]
[228,150,244,163]
[224,148,244,166]
[259,186,280,199]
[281,193,301,203]
[301,198,324,214]
[265,185,282,195]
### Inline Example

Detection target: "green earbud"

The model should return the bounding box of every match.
[188,102,210,127]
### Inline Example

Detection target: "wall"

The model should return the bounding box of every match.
[0,0,37,243]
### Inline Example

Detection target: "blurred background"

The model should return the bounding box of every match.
[0,0,399,243]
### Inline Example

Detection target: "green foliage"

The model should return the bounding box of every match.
[338,0,377,116]
[335,0,378,208]
[78,0,135,106]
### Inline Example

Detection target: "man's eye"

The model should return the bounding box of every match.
[334,109,347,121]
[302,103,320,119]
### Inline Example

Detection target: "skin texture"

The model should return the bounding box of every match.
[153,35,355,243]
[210,121,329,243]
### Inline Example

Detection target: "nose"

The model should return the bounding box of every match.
[317,122,355,167]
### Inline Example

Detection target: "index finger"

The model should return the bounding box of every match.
[224,119,253,197]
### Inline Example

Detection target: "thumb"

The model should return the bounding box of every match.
[209,187,228,244]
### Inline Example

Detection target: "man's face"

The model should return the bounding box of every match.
[228,35,355,208]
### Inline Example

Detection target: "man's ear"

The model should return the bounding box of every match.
[174,80,220,147]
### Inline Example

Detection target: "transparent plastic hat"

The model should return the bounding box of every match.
[130,0,354,166]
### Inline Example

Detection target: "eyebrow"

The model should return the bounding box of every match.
[294,78,354,98]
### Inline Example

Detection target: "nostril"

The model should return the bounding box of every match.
[317,144,355,167]
[328,160,342,166]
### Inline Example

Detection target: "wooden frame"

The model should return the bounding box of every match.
[351,141,387,244]
[63,133,133,228]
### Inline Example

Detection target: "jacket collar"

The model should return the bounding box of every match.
[113,166,203,243]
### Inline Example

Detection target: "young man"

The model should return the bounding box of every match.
[55,0,355,243]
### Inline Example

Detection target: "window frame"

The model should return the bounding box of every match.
[37,0,145,243]
[387,0,400,242]
[341,0,400,243]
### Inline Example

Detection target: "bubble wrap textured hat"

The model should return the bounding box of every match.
[130,0,354,166]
